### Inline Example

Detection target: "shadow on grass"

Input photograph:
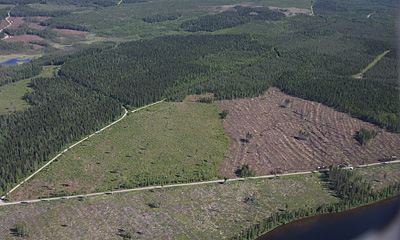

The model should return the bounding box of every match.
[318,171,341,199]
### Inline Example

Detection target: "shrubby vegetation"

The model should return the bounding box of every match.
[12,222,31,237]
[4,27,59,39]
[237,164,255,178]
[10,4,70,17]
[355,128,378,145]
[142,12,181,23]
[231,166,400,239]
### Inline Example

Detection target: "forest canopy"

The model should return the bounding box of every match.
[0,0,398,196]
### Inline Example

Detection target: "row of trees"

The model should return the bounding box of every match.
[142,12,181,23]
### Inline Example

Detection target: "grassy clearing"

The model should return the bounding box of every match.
[0,173,338,239]
[0,79,32,115]
[10,101,231,201]
[352,50,391,78]
[0,65,59,115]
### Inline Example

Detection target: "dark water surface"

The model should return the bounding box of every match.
[256,197,400,240]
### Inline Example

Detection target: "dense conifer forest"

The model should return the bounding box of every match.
[180,6,285,32]
[0,0,398,197]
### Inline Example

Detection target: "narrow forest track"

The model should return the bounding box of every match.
[1,160,399,206]
[352,50,391,78]
[0,9,12,39]
[0,99,164,201]
[311,4,314,16]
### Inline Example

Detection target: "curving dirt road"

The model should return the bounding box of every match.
[1,160,398,206]
[0,99,165,201]
[0,9,12,39]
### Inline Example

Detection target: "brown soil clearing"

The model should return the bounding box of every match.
[28,22,46,30]
[269,6,312,16]
[53,28,89,35]
[0,20,7,29]
[218,88,400,177]
[8,17,25,29]
[29,16,52,21]
[209,2,262,12]
[3,34,45,48]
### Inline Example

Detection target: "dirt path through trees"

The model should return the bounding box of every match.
[0,9,12,39]
[352,50,391,78]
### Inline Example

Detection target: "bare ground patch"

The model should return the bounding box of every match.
[28,22,46,30]
[53,28,89,35]
[29,16,52,21]
[218,88,400,177]
[269,6,312,16]
[3,34,45,48]
[8,17,25,29]
[209,2,262,12]
[0,19,7,29]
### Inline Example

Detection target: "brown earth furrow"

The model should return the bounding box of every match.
[218,88,400,176]
[279,135,311,169]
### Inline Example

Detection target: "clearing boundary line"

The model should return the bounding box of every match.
[1,160,399,206]
[0,99,165,201]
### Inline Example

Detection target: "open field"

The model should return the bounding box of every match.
[269,6,312,16]
[0,65,58,115]
[0,173,338,239]
[53,29,89,35]
[9,101,231,201]
[218,88,400,177]
[0,79,32,115]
